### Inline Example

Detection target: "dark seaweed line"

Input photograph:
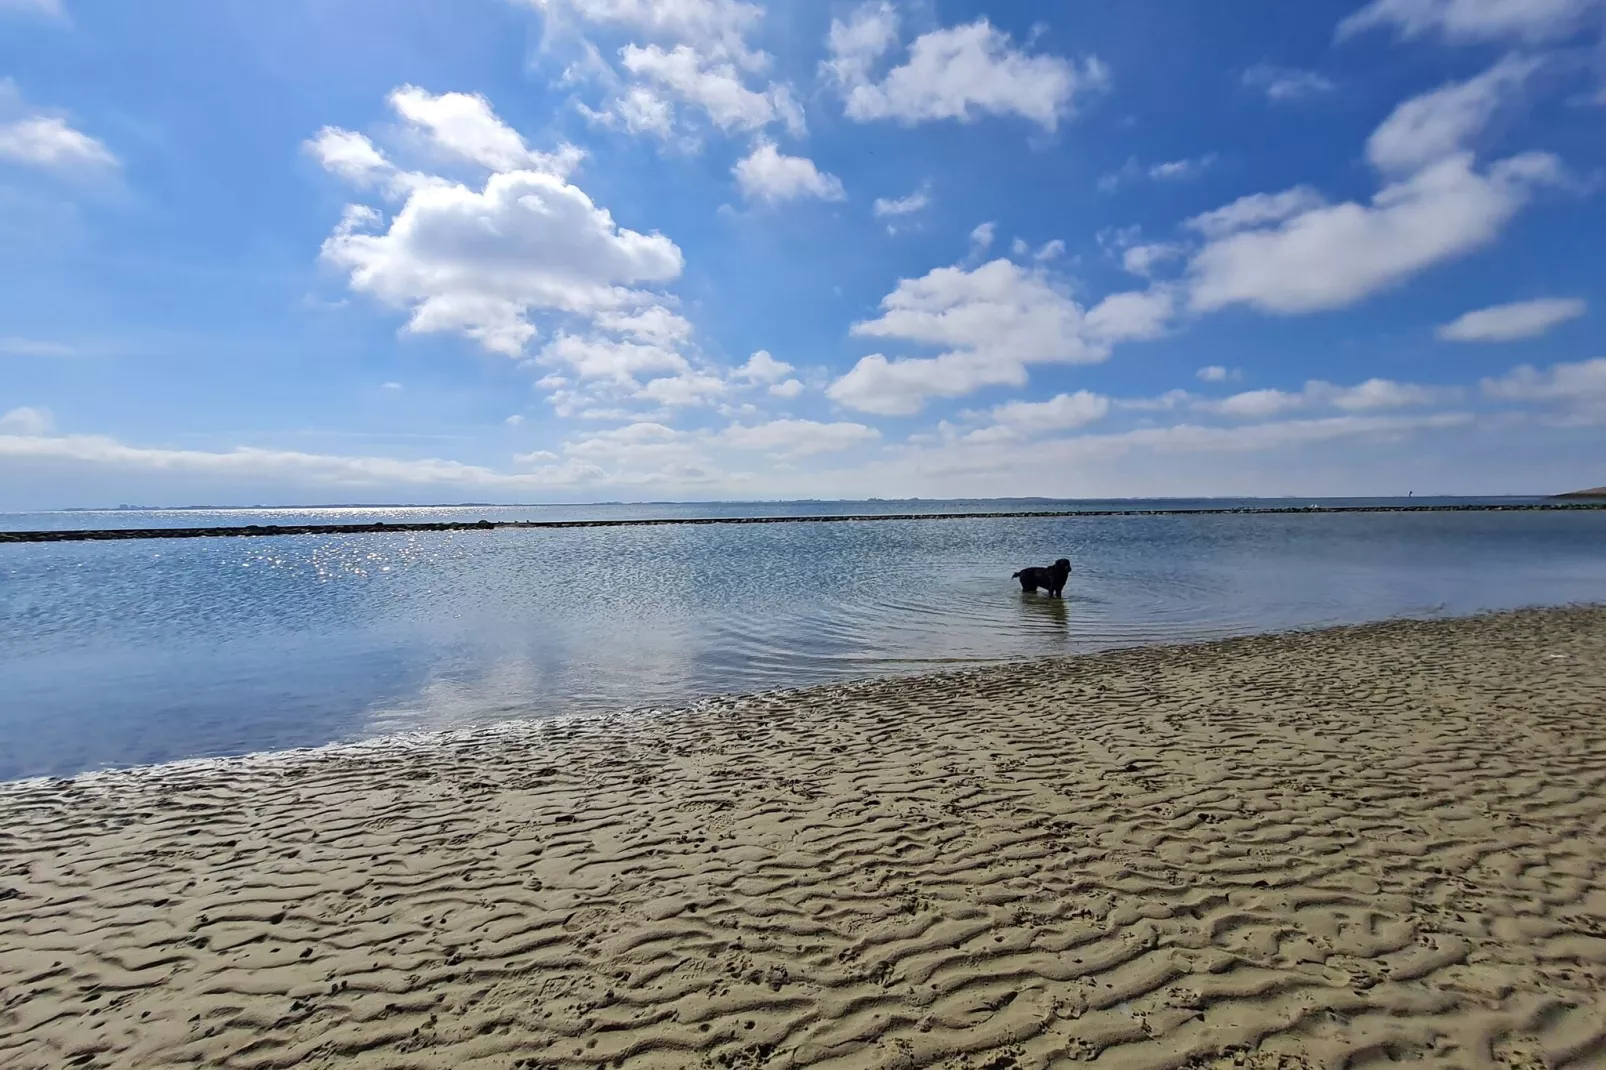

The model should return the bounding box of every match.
[2,502,1605,544]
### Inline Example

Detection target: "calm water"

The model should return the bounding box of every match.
[3,498,1604,780]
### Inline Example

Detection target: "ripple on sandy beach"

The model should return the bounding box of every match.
[3,608,1606,1068]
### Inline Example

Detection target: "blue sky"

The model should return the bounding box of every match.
[1,0,1604,508]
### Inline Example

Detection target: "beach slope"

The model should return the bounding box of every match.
[4,607,1606,1069]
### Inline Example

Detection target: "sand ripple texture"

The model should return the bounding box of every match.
[5,607,1606,1070]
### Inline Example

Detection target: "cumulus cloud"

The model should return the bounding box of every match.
[1196,365,1239,382]
[1185,52,1559,320]
[1195,378,1462,418]
[0,406,53,435]
[321,168,684,355]
[827,259,1116,415]
[1184,187,1328,239]
[388,86,585,174]
[873,183,932,217]
[1121,242,1185,278]
[1365,56,1539,176]
[0,80,117,174]
[1033,239,1066,262]
[1086,287,1175,342]
[529,0,766,64]
[1242,63,1337,102]
[1437,296,1586,341]
[1148,155,1217,181]
[1337,0,1604,42]
[619,45,803,135]
[1481,357,1606,421]
[736,349,793,382]
[0,430,591,489]
[962,390,1110,442]
[732,140,845,203]
[531,0,803,145]
[969,221,996,250]
[720,418,879,457]
[768,378,804,399]
[1187,152,1561,314]
[312,88,682,358]
[826,9,1108,130]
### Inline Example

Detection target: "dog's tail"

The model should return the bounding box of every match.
[1010,570,1021,578]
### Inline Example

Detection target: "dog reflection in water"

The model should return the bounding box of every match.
[1012,558,1071,597]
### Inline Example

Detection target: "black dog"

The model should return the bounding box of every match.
[1012,558,1071,597]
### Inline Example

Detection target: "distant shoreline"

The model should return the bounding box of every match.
[3,500,1606,544]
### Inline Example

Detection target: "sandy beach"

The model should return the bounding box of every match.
[4,608,1606,1070]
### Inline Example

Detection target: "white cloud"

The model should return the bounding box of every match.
[528,0,766,65]
[583,85,677,138]
[1196,365,1240,382]
[1034,239,1066,262]
[0,116,117,172]
[1121,242,1184,278]
[388,86,584,175]
[964,390,1110,442]
[769,378,805,399]
[1118,388,1194,411]
[1365,56,1538,176]
[969,221,996,249]
[0,406,52,435]
[719,418,879,457]
[305,128,396,190]
[1242,63,1337,102]
[1086,288,1175,342]
[737,349,793,382]
[732,140,845,203]
[1438,297,1587,340]
[540,332,691,384]
[828,259,1108,415]
[532,0,803,145]
[1187,151,1561,314]
[873,183,931,217]
[592,304,694,345]
[636,369,728,406]
[381,381,403,391]
[888,412,1477,490]
[0,81,117,173]
[619,45,803,135]
[831,16,1108,130]
[1196,377,1461,418]
[314,89,683,358]
[822,2,900,89]
[1481,357,1606,420]
[506,414,526,426]
[0,430,600,489]
[1099,154,1215,191]
[1337,0,1604,42]
[1148,155,1217,181]
[1184,187,1327,238]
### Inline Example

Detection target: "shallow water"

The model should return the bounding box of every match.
[3,499,1605,780]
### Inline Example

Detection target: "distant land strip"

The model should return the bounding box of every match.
[4,502,1606,543]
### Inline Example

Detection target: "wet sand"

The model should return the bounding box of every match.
[4,607,1606,1069]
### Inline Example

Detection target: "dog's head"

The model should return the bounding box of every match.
[1053,558,1071,571]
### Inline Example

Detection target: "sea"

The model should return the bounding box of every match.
[4,497,1606,781]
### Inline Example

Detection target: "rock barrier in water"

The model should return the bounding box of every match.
[3,501,1606,544]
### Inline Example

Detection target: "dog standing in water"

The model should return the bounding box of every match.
[1012,558,1071,597]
